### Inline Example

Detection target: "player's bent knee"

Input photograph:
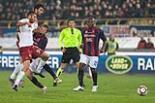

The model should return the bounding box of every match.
[40,52,49,61]
[23,65,30,73]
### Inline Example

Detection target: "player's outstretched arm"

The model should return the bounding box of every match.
[16,21,31,27]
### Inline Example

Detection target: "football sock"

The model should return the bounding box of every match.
[10,63,23,80]
[31,76,44,88]
[90,67,97,86]
[44,64,57,79]
[78,69,84,87]
[88,67,92,78]
[56,67,63,77]
[14,71,25,86]
[36,59,46,73]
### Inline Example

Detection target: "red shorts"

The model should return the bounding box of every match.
[32,45,44,59]
[19,45,44,62]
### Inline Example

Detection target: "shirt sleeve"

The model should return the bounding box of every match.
[19,18,29,23]
[58,29,65,48]
[104,41,108,52]
[78,30,82,47]
[99,29,107,42]
[116,42,119,50]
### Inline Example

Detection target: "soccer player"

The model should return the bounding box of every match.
[12,11,49,92]
[31,24,59,84]
[55,19,82,83]
[73,17,106,92]
[9,4,45,78]
[9,4,46,84]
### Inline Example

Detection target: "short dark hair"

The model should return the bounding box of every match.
[67,18,75,24]
[27,11,36,16]
[87,17,96,23]
[41,24,49,32]
[34,4,45,10]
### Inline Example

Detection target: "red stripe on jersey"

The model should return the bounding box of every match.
[84,37,88,55]
[91,35,95,56]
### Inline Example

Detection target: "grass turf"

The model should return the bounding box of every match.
[0,71,155,103]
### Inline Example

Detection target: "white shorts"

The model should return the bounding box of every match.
[30,58,42,73]
[79,54,99,68]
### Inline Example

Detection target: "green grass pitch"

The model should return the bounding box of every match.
[0,71,155,103]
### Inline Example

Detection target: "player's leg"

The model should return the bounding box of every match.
[90,67,98,92]
[56,63,67,77]
[89,56,99,92]
[56,49,70,78]
[28,58,47,92]
[31,57,62,86]
[87,67,92,79]
[44,64,57,79]
[30,58,45,78]
[26,64,47,93]
[12,60,30,91]
[54,49,71,86]
[36,52,49,73]
[73,54,88,91]
[43,64,62,86]
[31,76,47,93]
[12,47,32,91]
[29,71,47,93]
[9,63,23,85]
[32,46,49,73]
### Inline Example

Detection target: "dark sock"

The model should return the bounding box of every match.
[31,76,44,88]
[44,64,57,79]
[78,69,84,87]
[90,68,97,86]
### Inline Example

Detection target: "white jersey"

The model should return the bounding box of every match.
[18,18,38,48]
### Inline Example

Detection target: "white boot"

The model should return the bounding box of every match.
[73,86,84,91]
[42,86,47,94]
[92,85,98,92]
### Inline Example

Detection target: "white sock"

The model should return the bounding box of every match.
[14,71,25,86]
[10,63,23,80]
[88,67,92,78]
[36,59,46,73]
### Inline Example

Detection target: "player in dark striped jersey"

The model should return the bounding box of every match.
[73,17,106,92]
[32,24,60,85]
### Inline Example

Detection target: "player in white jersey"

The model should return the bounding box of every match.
[9,5,48,92]
[9,4,45,82]
[11,11,49,92]
[17,19,37,47]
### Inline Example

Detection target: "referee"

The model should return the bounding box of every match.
[55,19,82,83]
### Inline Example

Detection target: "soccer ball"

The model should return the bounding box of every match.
[137,85,148,96]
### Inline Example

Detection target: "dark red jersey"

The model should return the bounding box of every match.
[33,33,48,51]
[81,27,106,56]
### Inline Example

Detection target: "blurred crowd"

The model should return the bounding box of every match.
[137,37,154,49]
[0,0,155,20]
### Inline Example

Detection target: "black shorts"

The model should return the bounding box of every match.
[61,47,80,64]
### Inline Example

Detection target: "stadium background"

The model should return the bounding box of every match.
[0,0,155,103]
